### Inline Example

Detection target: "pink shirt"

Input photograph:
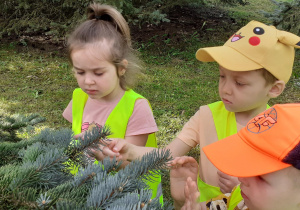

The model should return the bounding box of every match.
[63,97,158,136]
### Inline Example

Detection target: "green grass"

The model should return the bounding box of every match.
[0,46,77,128]
[208,0,294,25]
[1,0,300,204]
[222,0,277,24]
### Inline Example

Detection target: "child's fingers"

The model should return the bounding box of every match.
[182,177,194,210]
[169,156,199,172]
[168,156,182,166]
[73,132,84,140]
[187,157,199,168]
[179,156,197,165]
[169,156,195,166]
[168,157,186,169]
[217,170,240,194]
[184,177,201,209]
[106,138,118,149]
[107,138,127,153]
[102,146,120,157]
[217,170,229,179]
[186,177,199,194]
[89,144,119,157]
[89,148,102,161]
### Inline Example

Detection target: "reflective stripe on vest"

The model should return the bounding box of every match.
[71,88,162,203]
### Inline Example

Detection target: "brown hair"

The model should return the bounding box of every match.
[67,3,143,90]
[257,68,278,86]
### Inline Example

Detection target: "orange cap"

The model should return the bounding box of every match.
[203,103,300,177]
[196,20,300,83]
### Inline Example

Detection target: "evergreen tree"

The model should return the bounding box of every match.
[0,113,46,167]
[264,0,300,35]
[0,113,173,209]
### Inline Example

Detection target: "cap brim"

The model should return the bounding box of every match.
[202,132,291,177]
[196,46,263,71]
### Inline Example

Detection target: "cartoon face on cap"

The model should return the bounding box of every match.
[231,24,270,46]
[225,21,279,62]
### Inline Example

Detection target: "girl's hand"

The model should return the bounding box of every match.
[73,122,98,140]
[73,132,85,140]
[88,138,124,161]
[101,138,131,160]
[217,170,240,193]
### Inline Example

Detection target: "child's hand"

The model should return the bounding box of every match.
[169,156,198,209]
[73,122,98,140]
[100,138,131,161]
[217,170,240,193]
[73,132,85,140]
[181,177,203,210]
[87,138,124,161]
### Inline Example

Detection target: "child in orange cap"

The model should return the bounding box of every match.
[180,103,300,210]
[99,20,300,208]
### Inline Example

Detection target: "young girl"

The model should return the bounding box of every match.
[62,3,162,203]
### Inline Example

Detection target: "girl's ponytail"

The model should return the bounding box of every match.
[87,3,131,47]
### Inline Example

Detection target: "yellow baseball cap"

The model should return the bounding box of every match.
[196,20,300,83]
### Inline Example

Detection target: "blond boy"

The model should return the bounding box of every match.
[98,20,300,207]
[180,103,300,210]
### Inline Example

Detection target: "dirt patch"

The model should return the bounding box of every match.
[131,5,239,45]
[3,5,240,53]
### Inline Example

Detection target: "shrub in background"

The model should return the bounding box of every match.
[263,0,300,35]
[0,0,252,40]
[0,0,178,40]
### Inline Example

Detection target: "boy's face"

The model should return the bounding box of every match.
[238,167,300,210]
[218,66,272,115]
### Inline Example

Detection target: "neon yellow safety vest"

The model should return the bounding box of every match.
[198,101,269,207]
[228,185,243,210]
[71,88,163,204]
[197,101,241,203]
